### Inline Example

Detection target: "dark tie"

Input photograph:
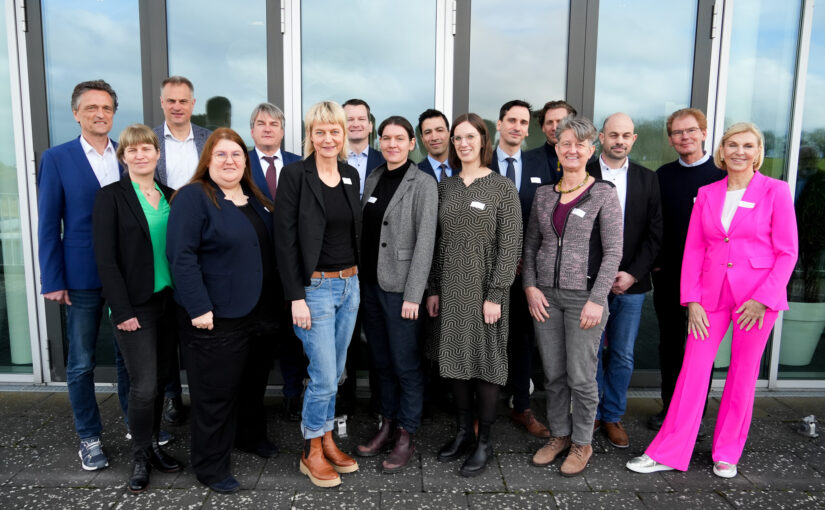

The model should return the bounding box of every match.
[263,155,278,199]
[505,157,517,185]
[438,163,447,182]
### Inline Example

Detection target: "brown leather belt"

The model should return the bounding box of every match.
[311,265,358,279]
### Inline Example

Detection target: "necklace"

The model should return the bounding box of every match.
[557,172,590,194]
[139,186,156,198]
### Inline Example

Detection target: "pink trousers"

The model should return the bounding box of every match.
[645,279,777,470]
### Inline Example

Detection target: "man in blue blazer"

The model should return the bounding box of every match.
[416,109,454,183]
[523,100,577,186]
[153,76,211,189]
[489,100,553,439]
[343,99,385,197]
[37,80,124,471]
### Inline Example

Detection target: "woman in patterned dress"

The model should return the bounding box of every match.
[426,113,522,477]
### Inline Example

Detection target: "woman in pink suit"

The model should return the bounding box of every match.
[626,122,798,478]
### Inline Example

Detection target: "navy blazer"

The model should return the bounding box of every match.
[274,154,362,301]
[152,123,212,187]
[166,181,273,319]
[92,173,175,324]
[365,147,386,180]
[587,159,663,293]
[417,158,453,181]
[489,148,554,230]
[249,147,302,201]
[524,143,562,187]
[37,136,121,293]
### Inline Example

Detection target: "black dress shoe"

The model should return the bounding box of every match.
[129,459,151,493]
[282,396,301,422]
[236,438,280,459]
[199,475,240,494]
[647,411,666,431]
[149,442,183,473]
[163,396,187,426]
[459,439,492,477]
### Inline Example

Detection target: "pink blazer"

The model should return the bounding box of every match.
[680,171,798,312]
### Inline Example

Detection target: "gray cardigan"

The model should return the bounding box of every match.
[361,163,439,303]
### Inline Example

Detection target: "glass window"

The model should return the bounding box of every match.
[42,0,143,144]
[780,3,825,380]
[0,7,32,373]
[468,0,568,151]
[593,0,697,172]
[301,0,436,162]
[167,0,267,147]
[723,0,802,180]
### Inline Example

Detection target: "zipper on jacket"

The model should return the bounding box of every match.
[550,189,592,288]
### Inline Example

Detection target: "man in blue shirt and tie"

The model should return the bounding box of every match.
[417,109,452,182]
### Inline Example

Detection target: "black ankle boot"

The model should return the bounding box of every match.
[459,424,492,477]
[150,440,183,473]
[129,449,151,493]
[438,411,475,462]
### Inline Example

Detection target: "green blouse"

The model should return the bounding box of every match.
[132,181,173,292]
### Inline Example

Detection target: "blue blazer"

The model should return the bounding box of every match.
[166,181,273,319]
[249,147,302,201]
[524,143,562,186]
[37,136,121,293]
[366,147,386,180]
[489,148,554,229]
[417,158,453,181]
[152,123,212,187]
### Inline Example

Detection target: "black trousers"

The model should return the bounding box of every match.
[506,276,535,413]
[113,289,176,455]
[235,329,276,448]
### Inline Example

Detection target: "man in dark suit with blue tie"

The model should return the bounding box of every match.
[524,100,577,186]
[343,99,385,197]
[416,109,453,183]
[38,80,124,471]
[489,100,553,438]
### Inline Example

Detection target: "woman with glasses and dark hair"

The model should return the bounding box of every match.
[92,124,182,493]
[426,113,522,477]
[166,128,277,494]
[355,116,438,473]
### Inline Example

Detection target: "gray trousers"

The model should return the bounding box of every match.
[534,287,608,445]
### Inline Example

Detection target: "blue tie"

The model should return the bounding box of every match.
[505,157,516,185]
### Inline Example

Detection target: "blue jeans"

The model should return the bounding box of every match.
[361,283,424,433]
[596,292,646,422]
[293,275,360,439]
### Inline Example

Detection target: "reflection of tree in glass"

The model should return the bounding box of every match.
[192,96,232,131]
[792,161,825,302]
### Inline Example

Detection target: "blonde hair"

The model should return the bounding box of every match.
[116,124,159,165]
[714,122,765,171]
[303,101,348,159]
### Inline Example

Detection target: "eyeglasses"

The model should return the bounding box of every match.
[670,127,701,137]
[212,151,245,163]
[450,134,477,144]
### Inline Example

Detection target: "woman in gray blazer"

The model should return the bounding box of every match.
[355,116,438,473]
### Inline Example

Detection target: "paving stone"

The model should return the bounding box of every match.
[0,447,39,484]
[382,491,469,509]
[0,392,53,415]
[753,397,801,420]
[554,491,643,509]
[738,450,825,490]
[171,452,264,491]
[0,414,54,447]
[114,487,208,509]
[497,453,588,491]
[745,418,818,455]
[659,451,756,491]
[421,453,506,492]
[290,491,380,509]
[0,487,123,509]
[9,444,98,487]
[204,488,291,509]
[638,491,733,509]
[467,492,557,509]
[720,489,824,509]
[584,451,673,492]
[772,398,825,420]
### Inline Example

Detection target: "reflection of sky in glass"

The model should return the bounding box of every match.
[468,0,568,150]
[167,0,266,147]
[801,4,825,132]
[301,0,436,160]
[593,0,696,169]
[0,8,15,165]
[42,0,142,145]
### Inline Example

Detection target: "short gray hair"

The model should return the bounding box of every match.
[555,116,597,144]
[71,79,118,113]
[249,102,285,129]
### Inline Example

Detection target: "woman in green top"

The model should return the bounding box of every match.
[93,124,182,493]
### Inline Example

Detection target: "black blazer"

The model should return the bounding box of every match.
[587,159,663,293]
[489,148,555,230]
[524,143,562,187]
[92,173,175,324]
[274,154,363,301]
[166,180,274,319]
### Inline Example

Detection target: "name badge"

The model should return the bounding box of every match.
[693,196,697,203]
[571,208,586,218]
[739,201,755,209]
[470,201,486,210]
[342,177,352,185]
[264,207,271,213]
[367,196,378,204]
[530,177,542,184]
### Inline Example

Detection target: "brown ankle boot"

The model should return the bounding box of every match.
[322,430,359,473]
[299,438,341,487]
[356,417,394,457]
[382,427,415,473]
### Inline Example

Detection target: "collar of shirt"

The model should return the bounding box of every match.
[79,135,115,157]
[256,147,283,164]
[427,155,451,174]
[599,154,629,176]
[163,121,194,142]
[347,148,369,160]
[678,151,711,167]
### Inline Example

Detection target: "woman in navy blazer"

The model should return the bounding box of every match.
[93,124,182,493]
[167,128,276,494]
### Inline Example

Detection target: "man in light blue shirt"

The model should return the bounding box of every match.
[417,109,452,182]
[343,98,385,196]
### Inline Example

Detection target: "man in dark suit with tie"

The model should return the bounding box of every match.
[524,100,577,185]
[343,98,385,197]
[586,113,663,448]
[417,109,453,183]
[490,100,553,438]
[38,80,124,471]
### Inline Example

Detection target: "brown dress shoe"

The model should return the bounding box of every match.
[300,438,341,488]
[602,421,629,448]
[532,435,572,466]
[511,409,551,438]
[382,428,415,473]
[356,417,394,457]
[560,443,592,477]
[322,431,359,473]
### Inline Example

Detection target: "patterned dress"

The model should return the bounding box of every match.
[427,171,522,385]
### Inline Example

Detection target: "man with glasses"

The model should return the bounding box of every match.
[648,108,725,431]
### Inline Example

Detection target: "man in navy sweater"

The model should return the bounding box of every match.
[648,108,725,431]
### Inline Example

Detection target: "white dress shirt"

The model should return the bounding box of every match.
[255,147,284,184]
[163,122,199,190]
[599,155,629,221]
[79,136,118,187]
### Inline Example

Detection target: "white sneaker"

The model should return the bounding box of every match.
[713,461,737,478]
[626,454,675,473]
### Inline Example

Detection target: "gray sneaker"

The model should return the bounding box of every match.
[78,437,109,471]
